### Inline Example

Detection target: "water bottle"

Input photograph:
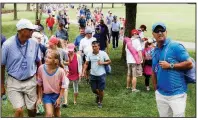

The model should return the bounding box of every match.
[37,104,45,114]
[2,95,7,105]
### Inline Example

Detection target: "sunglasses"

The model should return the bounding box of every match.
[154,28,166,33]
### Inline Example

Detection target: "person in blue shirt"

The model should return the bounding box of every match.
[1,34,6,46]
[80,8,85,16]
[151,22,193,117]
[1,19,41,117]
[93,20,110,52]
[74,26,85,50]
[78,15,86,27]
[55,23,69,41]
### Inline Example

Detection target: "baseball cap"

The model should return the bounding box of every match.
[152,22,166,32]
[85,27,92,34]
[140,24,147,31]
[131,29,139,35]
[67,43,75,52]
[48,37,59,46]
[16,19,36,30]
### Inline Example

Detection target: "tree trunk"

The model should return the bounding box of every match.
[26,3,31,11]
[101,3,103,8]
[39,4,43,21]
[14,3,17,20]
[1,3,5,8]
[112,3,114,8]
[121,3,137,60]
[91,3,93,8]
[35,3,39,22]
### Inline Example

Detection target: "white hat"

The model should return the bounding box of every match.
[16,19,36,30]
[85,27,92,34]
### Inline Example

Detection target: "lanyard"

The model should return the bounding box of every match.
[16,36,29,59]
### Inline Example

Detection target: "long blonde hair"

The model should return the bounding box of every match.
[48,50,61,67]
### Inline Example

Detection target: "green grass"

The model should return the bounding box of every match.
[1,4,196,117]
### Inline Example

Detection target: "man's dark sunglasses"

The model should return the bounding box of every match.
[154,28,166,33]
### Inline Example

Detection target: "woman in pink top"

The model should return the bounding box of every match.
[142,39,154,91]
[37,50,69,117]
[67,43,82,104]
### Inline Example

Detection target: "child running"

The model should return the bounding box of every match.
[67,43,82,104]
[36,50,69,117]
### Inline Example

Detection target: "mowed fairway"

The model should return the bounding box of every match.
[1,3,196,117]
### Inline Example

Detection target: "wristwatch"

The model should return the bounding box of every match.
[170,63,174,69]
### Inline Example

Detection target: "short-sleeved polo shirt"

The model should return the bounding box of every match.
[74,35,85,49]
[86,51,110,76]
[152,38,190,96]
[1,35,41,81]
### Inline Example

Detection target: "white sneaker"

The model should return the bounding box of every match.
[132,89,140,92]
[146,86,150,91]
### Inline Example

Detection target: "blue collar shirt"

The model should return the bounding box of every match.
[152,38,190,96]
[1,35,41,81]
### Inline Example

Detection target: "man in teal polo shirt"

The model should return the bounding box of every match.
[151,22,193,117]
[1,19,41,117]
[82,41,111,108]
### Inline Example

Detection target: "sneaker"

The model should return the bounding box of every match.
[62,104,68,108]
[126,87,131,90]
[132,89,140,92]
[146,86,150,91]
[98,103,102,108]
[86,79,90,84]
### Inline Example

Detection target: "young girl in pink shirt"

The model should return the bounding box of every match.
[67,43,82,104]
[37,50,69,117]
[142,40,154,91]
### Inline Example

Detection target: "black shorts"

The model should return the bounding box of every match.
[48,26,53,31]
[90,74,106,91]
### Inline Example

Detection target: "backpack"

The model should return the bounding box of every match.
[105,64,111,74]
[164,42,196,84]
[99,52,111,75]
[184,57,196,84]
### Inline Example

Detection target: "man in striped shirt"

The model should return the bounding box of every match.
[151,22,193,117]
[1,19,41,117]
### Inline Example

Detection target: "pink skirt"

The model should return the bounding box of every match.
[143,65,152,75]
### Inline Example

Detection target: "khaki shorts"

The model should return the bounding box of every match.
[127,63,142,77]
[6,76,37,110]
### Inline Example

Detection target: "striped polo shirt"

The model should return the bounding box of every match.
[152,38,190,96]
[1,35,41,81]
